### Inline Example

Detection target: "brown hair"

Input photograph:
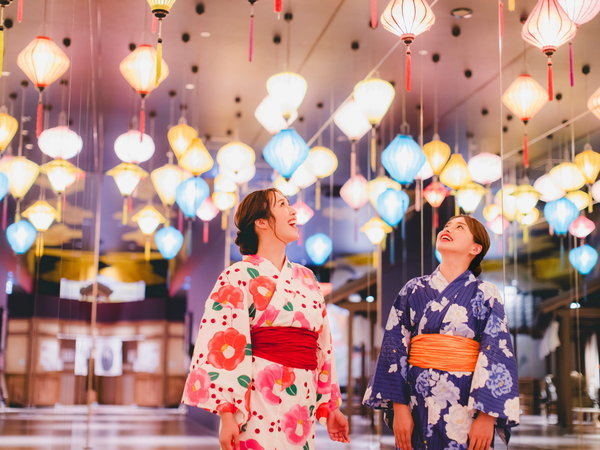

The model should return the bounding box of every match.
[234,188,282,255]
[446,215,490,277]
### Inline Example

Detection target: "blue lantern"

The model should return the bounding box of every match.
[569,244,598,275]
[305,233,332,265]
[381,134,426,185]
[435,248,442,263]
[376,189,410,227]
[6,220,37,254]
[543,198,578,235]
[0,173,8,202]
[263,128,309,178]
[154,226,184,260]
[176,176,209,218]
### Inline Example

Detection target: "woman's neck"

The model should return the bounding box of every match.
[439,258,470,284]
[256,240,287,271]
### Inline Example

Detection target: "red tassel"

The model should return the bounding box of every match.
[203,221,209,243]
[139,104,146,140]
[370,0,377,28]
[433,208,439,229]
[17,0,23,23]
[523,133,529,168]
[128,196,133,212]
[547,58,554,101]
[405,47,412,92]
[36,95,43,137]
[274,0,282,13]
[569,42,574,87]
[2,197,7,230]
[248,8,254,62]
[499,1,504,37]
[152,16,158,34]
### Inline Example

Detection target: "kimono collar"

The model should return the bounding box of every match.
[430,265,475,292]
[243,254,292,274]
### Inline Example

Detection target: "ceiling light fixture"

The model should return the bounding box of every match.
[450,7,473,19]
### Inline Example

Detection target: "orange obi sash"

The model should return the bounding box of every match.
[408,333,480,372]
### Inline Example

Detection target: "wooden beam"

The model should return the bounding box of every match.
[324,271,377,305]
[539,278,600,314]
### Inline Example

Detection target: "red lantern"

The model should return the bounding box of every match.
[569,215,595,239]
[423,180,448,228]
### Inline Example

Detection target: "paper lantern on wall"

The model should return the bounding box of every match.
[168,119,198,159]
[381,134,425,185]
[340,174,369,210]
[255,95,298,135]
[360,217,392,245]
[549,162,585,192]
[0,106,18,152]
[534,174,565,202]
[154,225,184,260]
[544,197,578,234]
[175,176,210,218]
[439,153,471,190]
[6,219,36,254]
[292,200,314,226]
[422,135,451,175]
[376,188,410,227]
[305,233,332,265]
[468,152,502,185]
[569,215,595,239]
[455,182,486,213]
[114,130,155,163]
[569,244,598,275]
[151,163,190,206]
[368,175,402,208]
[266,72,308,120]
[38,126,83,160]
[333,99,371,142]
[263,128,309,179]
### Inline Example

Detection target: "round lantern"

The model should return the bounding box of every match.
[468,152,503,185]
[557,0,600,26]
[566,190,590,211]
[360,217,392,245]
[305,233,332,265]
[266,72,307,120]
[544,197,579,234]
[154,226,184,260]
[176,176,210,218]
[456,183,486,213]
[292,200,314,226]
[483,204,502,222]
[212,191,238,211]
[422,135,451,175]
[22,200,57,232]
[168,119,198,159]
[255,95,299,135]
[263,128,309,179]
[368,175,402,208]
[333,99,371,142]
[574,144,600,185]
[214,174,237,194]
[6,219,37,254]
[549,162,585,192]
[306,146,338,178]
[179,138,214,176]
[0,172,8,201]
[569,244,598,275]
[151,163,190,206]
[353,78,395,126]
[381,134,426,185]
[376,188,410,227]
[217,141,255,175]
[340,174,369,210]
[290,162,317,190]
[220,164,256,185]
[274,176,299,197]
[114,130,155,163]
[516,208,540,227]
[513,184,540,214]
[440,153,471,190]
[6,156,39,199]
[589,86,600,121]
[0,106,18,152]
[534,174,565,202]
[38,126,83,160]
[569,215,595,239]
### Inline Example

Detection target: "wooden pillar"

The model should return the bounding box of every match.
[556,310,573,431]
[346,309,354,434]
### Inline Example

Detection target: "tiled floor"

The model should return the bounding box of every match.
[0,406,599,449]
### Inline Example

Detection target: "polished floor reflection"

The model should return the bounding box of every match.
[0,406,599,449]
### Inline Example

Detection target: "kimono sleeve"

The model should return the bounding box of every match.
[363,286,412,410]
[468,284,520,442]
[315,304,342,424]
[181,270,253,427]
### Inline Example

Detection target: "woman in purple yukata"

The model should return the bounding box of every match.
[182,188,349,450]
[364,215,519,450]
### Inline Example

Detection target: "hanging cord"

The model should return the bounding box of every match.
[419,52,424,276]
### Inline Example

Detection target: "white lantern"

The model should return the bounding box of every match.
[415,159,434,181]
[353,78,395,126]
[214,174,238,193]
[468,152,502,185]
[534,174,565,202]
[274,176,300,197]
[22,200,58,232]
[290,161,317,189]
[494,185,518,221]
[255,95,298,134]
[292,200,314,226]
[216,142,255,175]
[565,190,590,211]
[333,100,371,141]
[220,165,256,185]
[592,180,600,203]
[266,72,308,119]
[38,126,83,160]
[212,191,238,211]
[456,183,486,213]
[549,162,585,192]
[114,130,155,163]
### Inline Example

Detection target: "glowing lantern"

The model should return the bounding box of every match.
[534,174,565,202]
[179,138,214,176]
[483,204,502,222]
[114,130,155,163]
[220,165,256,185]
[146,0,177,85]
[107,163,148,224]
[6,220,36,254]
[544,198,578,234]
[569,244,598,275]
[266,72,307,120]
[415,160,433,181]
[468,152,502,185]
[521,0,576,100]
[569,215,595,239]
[494,185,518,222]
[263,128,309,179]
[217,142,255,175]
[502,74,548,167]
[423,135,451,175]
[154,225,184,259]
[589,87,600,120]
[574,144,600,184]
[340,174,369,210]
[360,217,392,245]
[423,180,448,228]
[455,183,486,213]
[0,172,7,201]
[333,100,372,142]
[549,162,585,192]
[196,197,219,242]
[381,134,425,185]
[565,190,590,211]
[38,126,83,160]
[306,146,338,178]
[516,208,540,227]
[592,180,600,203]
[376,188,410,227]
[6,156,39,199]
[0,106,18,152]
[41,159,83,220]
[17,36,70,137]
[214,174,237,194]
[175,176,210,218]
[212,191,238,211]
[132,205,166,259]
[380,0,435,91]
[488,215,509,235]
[439,153,471,190]
[22,200,57,232]
[513,184,539,214]
[151,163,190,206]
[305,233,332,265]
[292,200,314,226]
[255,95,298,135]
[557,0,600,25]
[368,176,402,208]
[290,162,317,189]
[168,119,198,159]
[273,176,299,197]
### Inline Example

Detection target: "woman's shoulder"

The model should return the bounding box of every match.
[398,275,428,297]
[476,279,504,305]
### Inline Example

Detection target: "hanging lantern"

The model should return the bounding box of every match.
[214,173,237,194]
[0,106,18,152]
[168,118,198,159]
[494,185,518,222]
[133,204,166,259]
[544,197,578,234]
[521,0,576,101]
[306,146,338,179]
[22,200,57,232]
[333,99,372,142]
[41,159,83,220]
[512,184,539,214]
[423,180,448,208]
[0,172,8,201]
[255,95,298,135]
[368,175,402,208]
[196,196,219,243]
[17,36,70,137]
[569,244,598,275]
[381,134,426,185]
[6,156,39,199]
[557,0,600,25]
[179,138,214,176]
[483,204,502,222]
[565,190,590,211]
[534,174,565,202]
[360,216,392,245]
[107,163,148,224]
[154,225,184,259]
[380,0,435,91]
[146,0,177,85]
[488,215,509,236]
[290,161,317,190]
[592,180,600,203]
[340,174,369,210]
[455,182,486,213]
[292,200,314,226]
[273,176,300,197]
[175,176,210,218]
[502,74,548,167]
[151,163,190,206]
[415,160,433,181]
[38,126,83,160]
[220,164,256,185]
[589,86,600,120]
[468,152,503,185]
[569,215,595,239]
[422,135,451,175]
[119,44,169,135]
[212,191,238,211]
[516,207,540,243]
[439,153,471,190]
[574,144,600,184]
[263,128,310,179]
[549,162,585,192]
[217,141,255,176]
[305,233,332,265]
[114,130,155,163]
[376,188,410,227]
[266,72,308,121]
[6,219,36,254]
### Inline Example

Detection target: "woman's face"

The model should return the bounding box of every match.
[266,191,299,243]
[436,217,481,258]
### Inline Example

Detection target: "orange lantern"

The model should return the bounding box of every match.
[423,180,449,228]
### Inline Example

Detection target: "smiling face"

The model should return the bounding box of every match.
[256,190,299,244]
[436,216,483,260]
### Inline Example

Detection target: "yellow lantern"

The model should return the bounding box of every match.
[22,200,57,232]
[494,185,518,222]
[179,138,213,176]
[423,135,451,175]
[360,217,392,246]
[549,162,585,192]
[439,153,471,190]
[306,146,338,179]
[516,207,540,243]
[147,0,177,16]
[455,183,486,213]
[512,184,539,214]
[266,72,307,120]
[6,156,39,199]
[107,163,148,224]
[0,106,18,152]
[168,119,198,159]
[41,159,84,221]
[274,176,299,197]
[565,190,590,211]
[574,144,600,184]
[483,203,502,222]
[217,141,255,175]
[368,176,402,208]
[213,191,238,230]
[151,163,190,206]
[132,205,166,260]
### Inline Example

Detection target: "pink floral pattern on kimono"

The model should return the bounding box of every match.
[254,305,280,327]
[283,404,312,446]
[256,364,296,405]
[317,360,332,394]
[293,265,320,291]
[240,439,264,450]
[184,367,210,404]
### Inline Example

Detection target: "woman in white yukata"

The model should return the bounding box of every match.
[182,188,349,450]
[364,215,519,450]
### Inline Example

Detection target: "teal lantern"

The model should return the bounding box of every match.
[263,128,309,178]
[176,176,209,218]
[543,198,578,235]
[376,188,410,227]
[305,233,332,265]
[381,134,426,185]
[6,220,37,254]
[569,244,598,275]
[154,226,184,260]
[0,173,8,201]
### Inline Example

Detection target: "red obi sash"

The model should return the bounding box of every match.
[250,326,319,370]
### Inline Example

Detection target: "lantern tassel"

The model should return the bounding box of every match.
[523,226,529,244]
[568,42,574,87]
[370,0,377,28]
[350,142,357,178]
[139,98,146,139]
[145,240,151,261]
[17,0,23,23]
[315,179,321,210]
[547,57,554,101]
[415,180,422,212]
[2,197,7,230]
[499,0,504,37]
[508,0,515,11]
[523,132,529,168]
[155,19,163,86]
[405,47,412,92]
[57,194,62,223]
[370,127,377,173]
[248,6,255,62]
[274,0,282,14]
[588,188,593,213]
[203,220,209,243]
[122,198,128,225]
[433,207,439,229]
[221,211,228,230]
[36,92,43,138]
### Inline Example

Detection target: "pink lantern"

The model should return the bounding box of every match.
[569,215,595,239]
[423,180,449,228]
[340,174,369,210]
[196,197,220,243]
[292,200,314,226]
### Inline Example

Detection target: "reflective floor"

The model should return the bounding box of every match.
[0,406,599,449]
